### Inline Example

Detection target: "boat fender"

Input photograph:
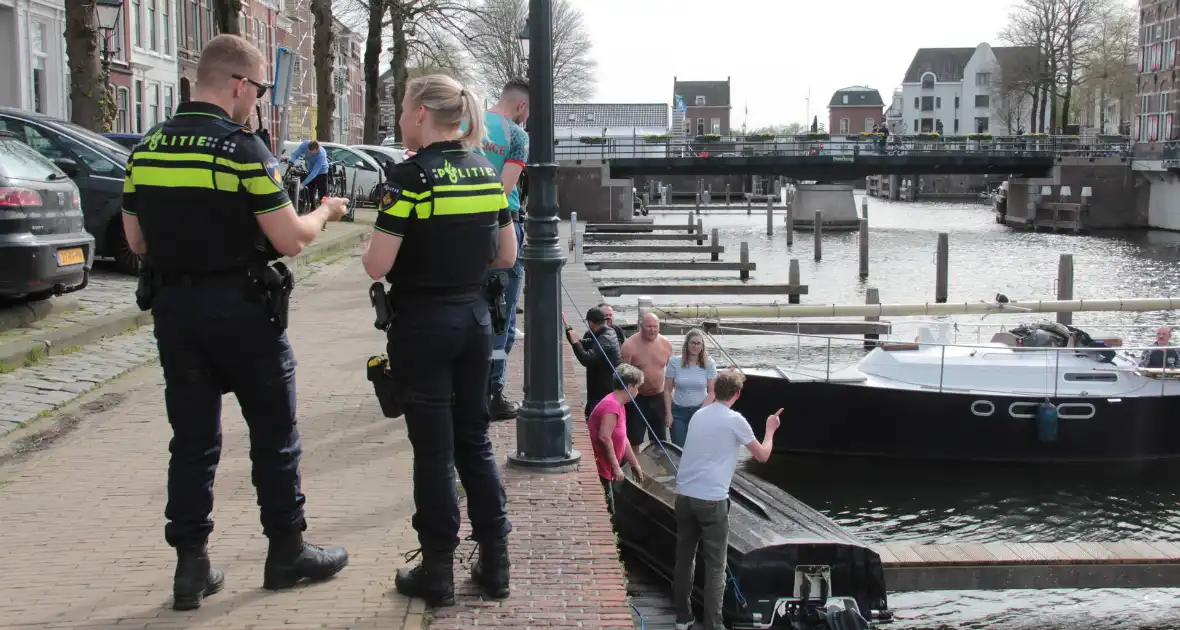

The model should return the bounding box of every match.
[1036,400,1059,443]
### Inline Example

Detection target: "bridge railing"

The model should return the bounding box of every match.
[553,133,1133,161]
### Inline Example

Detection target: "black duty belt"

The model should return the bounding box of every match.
[158,268,250,287]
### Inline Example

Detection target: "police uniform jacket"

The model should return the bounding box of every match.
[376,140,511,299]
[122,101,289,275]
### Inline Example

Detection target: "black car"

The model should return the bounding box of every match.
[0,131,94,298]
[0,108,136,273]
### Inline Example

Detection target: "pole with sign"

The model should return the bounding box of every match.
[272,46,296,151]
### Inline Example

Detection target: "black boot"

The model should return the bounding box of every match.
[395,548,455,607]
[470,538,510,599]
[172,546,224,611]
[263,532,349,590]
[490,388,519,421]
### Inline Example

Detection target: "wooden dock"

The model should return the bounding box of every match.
[877,542,1180,591]
[585,223,697,233]
[598,284,807,297]
[586,260,755,272]
[584,232,705,241]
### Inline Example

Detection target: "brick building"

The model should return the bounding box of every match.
[828,86,884,135]
[1135,0,1177,148]
[673,76,731,136]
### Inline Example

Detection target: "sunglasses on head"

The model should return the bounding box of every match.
[231,73,271,99]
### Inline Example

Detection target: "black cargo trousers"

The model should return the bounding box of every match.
[152,280,307,548]
[385,294,512,552]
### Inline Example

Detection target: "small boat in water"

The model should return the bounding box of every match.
[613,443,891,628]
[731,321,1180,463]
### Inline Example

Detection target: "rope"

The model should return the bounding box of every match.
[560,282,749,610]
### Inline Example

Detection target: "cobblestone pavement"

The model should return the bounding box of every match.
[0,266,138,345]
[0,255,631,630]
[0,249,356,438]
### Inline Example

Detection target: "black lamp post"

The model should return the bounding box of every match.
[508,0,580,471]
[95,0,123,82]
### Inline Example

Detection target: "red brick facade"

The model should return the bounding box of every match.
[829,106,884,135]
[1136,0,1178,146]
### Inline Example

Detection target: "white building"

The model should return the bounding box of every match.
[0,0,69,118]
[897,43,1049,135]
[553,103,670,160]
[128,0,179,132]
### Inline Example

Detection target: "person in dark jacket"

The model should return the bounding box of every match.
[563,307,623,417]
[597,302,628,343]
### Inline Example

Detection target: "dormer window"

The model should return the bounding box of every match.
[586,112,595,122]
[921,73,935,89]
[567,113,576,122]
[842,95,848,104]
[695,95,706,105]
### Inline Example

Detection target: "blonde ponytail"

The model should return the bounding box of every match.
[405,74,485,150]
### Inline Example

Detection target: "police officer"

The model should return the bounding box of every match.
[361,74,517,607]
[121,34,349,611]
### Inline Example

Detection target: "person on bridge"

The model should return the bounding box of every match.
[121,34,350,611]
[673,371,780,630]
[481,78,531,421]
[361,73,517,607]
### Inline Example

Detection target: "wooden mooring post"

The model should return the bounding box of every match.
[862,196,869,219]
[814,210,823,261]
[766,197,774,236]
[740,242,751,281]
[710,228,720,261]
[864,287,880,350]
[935,232,949,303]
[858,218,869,278]
[1057,253,1074,325]
[726,184,731,206]
[785,203,794,246]
[789,259,801,304]
[696,219,705,245]
[747,196,752,215]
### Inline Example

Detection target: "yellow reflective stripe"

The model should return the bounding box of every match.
[432,194,501,216]
[123,177,135,193]
[403,189,431,201]
[414,202,433,218]
[241,175,281,195]
[381,199,416,218]
[434,183,501,194]
[131,151,265,173]
[132,166,239,191]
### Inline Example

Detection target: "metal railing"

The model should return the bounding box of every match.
[554,134,1133,161]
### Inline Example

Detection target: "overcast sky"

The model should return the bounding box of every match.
[566,0,1024,128]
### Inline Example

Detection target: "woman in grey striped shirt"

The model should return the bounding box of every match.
[663,328,718,448]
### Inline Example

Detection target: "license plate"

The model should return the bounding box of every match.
[56,247,85,266]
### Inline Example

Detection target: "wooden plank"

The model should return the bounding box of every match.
[583,233,705,241]
[623,320,892,336]
[598,284,808,297]
[582,244,725,254]
[584,261,756,271]
[585,223,696,233]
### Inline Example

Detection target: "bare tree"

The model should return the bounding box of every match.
[362,0,386,143]
[994,48,1040,133]
[64,0,107,132]
[312,0,336,141]
[1057,0,1111,129]
[1077,1,1137,134]
[1000,0,1066,132]
[460,0,596,102]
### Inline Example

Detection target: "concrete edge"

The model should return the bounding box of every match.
[0,296,81,335]
[0,226,370,372]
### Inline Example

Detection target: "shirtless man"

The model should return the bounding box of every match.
[621,312,675,447]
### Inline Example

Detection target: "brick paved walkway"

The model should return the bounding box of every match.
[0,256,630,629]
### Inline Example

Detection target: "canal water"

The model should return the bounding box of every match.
[589,197,1180,628]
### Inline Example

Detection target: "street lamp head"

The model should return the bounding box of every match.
[95,0,123,32]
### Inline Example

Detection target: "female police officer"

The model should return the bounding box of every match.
[361,74,518,607]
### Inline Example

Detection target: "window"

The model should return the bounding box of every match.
[164,85,173,119]
[710,118,720,134]
[148,0,157,50]
[695,95,706,105]
[696,118,704,135]
[953,118,960,132]
[239,14,247,38]
[1150,114,1160,141]
[112,12,126,62]
[148,84,159,126]
[974,94,990,108]
[975,72,991,87]
[974,117,990,133]
[839,118,850,134]
[177,0,187,49]
[954,96,960,109]
[936,97,941,108]
[135,80,144,133]
[2,121,68,160]
[913,97,919,108]
[30,22,47,114]
[57,135,121,176]
[191,0,200,47]
[865,118,875,132]
[913,119,918,131]
[1168,113,1175,140]
[921,74,934,89]
[205,0,214,38]
[117,87,129,132]
[842,94,849,105]
[133,0,142,47]
[921,96,934,111]
[162,0,171,54]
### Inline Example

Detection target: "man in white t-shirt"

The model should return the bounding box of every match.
[672,371,781,630]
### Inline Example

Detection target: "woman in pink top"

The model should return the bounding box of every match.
[587,364,646,514]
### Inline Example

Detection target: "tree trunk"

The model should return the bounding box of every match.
[311,0,335,141]
[65,0,106,132]
[390,1,409,143]
[1030,83,1040,132]
[362,0,385,144]
[1061,35,1074,132]
[215,0,240,35]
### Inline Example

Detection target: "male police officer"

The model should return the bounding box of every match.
[121,34,349,611]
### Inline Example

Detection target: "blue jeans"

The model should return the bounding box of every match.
[489,219,524,391]
[669,403,699,448]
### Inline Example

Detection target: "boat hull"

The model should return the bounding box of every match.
[613,444,889,626]
[733,375,1180,463]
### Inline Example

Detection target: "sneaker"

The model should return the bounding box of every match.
[674,619,696,630]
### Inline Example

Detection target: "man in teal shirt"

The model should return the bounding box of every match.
[482,79,530,420]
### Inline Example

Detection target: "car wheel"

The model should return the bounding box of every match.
[109,218,142,275]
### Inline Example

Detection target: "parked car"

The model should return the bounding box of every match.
[0,107,136,273]
[352,144,409,178]
[279,140,384,207]
[0,130,94,299]
[104,133,142,150]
